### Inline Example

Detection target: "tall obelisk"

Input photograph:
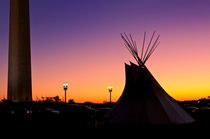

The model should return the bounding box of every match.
[8,0,32,102]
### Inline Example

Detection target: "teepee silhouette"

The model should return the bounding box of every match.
[105,32,195,125]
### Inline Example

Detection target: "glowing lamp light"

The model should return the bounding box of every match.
[108,86,113,103]
[63,82,68,90]
[108,86,113,93]
[63,82,69,103]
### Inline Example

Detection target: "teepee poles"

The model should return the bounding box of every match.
[143,34,160,63]
[141,32,146,60]
[142,31,156,62]
[121,33,142,66]
[144,40,160,64]
[121,31,160,66]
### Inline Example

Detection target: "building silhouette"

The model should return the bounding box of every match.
[8,0,32,102]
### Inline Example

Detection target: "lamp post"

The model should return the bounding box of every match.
[108,86,113,104]
[63,82,68,103]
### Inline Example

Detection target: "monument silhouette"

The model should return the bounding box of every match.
[8,0,32,102]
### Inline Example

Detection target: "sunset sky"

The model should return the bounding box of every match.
[1,0,210,103]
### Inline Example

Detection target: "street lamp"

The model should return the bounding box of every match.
[108,86,113,104]
[63,82,68,103]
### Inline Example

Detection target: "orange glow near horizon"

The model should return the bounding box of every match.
[1,32,210,103]
[1,0,210,103]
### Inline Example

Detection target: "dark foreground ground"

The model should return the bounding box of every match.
[0,99,209,129]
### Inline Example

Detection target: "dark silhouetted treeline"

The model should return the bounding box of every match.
[0,98,209,127]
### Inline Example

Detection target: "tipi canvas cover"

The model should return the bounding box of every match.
[105,32,194,125]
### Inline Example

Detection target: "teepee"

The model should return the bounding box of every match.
[105,31,195,125]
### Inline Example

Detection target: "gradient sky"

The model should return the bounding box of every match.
[1,0,210,103]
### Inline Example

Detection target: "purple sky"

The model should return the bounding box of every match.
[1,0,210,102]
